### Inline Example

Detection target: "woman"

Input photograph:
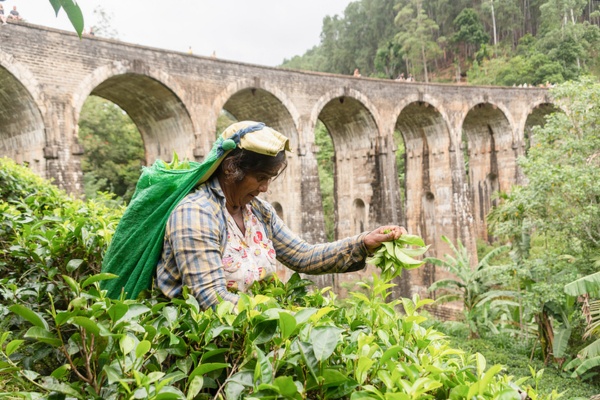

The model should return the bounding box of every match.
[156,121,406,309]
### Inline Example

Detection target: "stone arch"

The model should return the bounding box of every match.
[395,102,451,245]
[214,80,301,150]
[74,62,195,164]
[352,198,367,234]
[462,103,513,240]
[309,87,382,143]
[523,102,559,152]
[395,101,452,298]
[0,61,46,177]
[311,91,379,241]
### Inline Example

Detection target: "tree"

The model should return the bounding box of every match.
[394,0,443,82]
[451,8,490,62]
[488,78,600,364]
[78,96,145,203]
[314,122,335,241]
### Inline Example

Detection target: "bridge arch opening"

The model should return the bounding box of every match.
[352,198,366,235]
[0,65,45,176]
[77,96,145,202]
[462,103,512,241]
[524,103,559,153]
[317,96,378,241]
[89,73,195,164]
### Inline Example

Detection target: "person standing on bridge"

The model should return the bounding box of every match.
[102,121,406,309]
[0,5,8,26]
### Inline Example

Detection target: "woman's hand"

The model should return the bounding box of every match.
[363,225,408,253]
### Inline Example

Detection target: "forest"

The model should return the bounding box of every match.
[281,0,600,86]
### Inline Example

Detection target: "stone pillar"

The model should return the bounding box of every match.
[44,98,84,195]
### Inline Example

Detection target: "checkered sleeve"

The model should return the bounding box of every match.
[255,200,369,273]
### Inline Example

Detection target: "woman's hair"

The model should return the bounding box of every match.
[218,148,287,182]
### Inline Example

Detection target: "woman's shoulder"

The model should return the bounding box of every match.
[175,181,223,213]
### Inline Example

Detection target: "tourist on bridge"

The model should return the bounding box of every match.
[8,6,22,21]
[0,4,7,25]
[102,121,406,309]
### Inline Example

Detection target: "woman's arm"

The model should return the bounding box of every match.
[253,199,369,274]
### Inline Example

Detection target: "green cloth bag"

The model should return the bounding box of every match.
[100,150,220,299]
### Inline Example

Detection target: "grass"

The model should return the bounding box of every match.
[432,320,600,399]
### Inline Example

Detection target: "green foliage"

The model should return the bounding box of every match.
[78,96,145,203]
[439,326,600,398]
[0,160,563,399]
[487,78,600,379]
[490,78,600,268]
[563,271,600,380]
[368,234,429,281]
[48,0,84,37]
[315,121,335,241]
[281,0,600,84]
[1,273,561,399]
[452,8,490,59]
[394,0,443,82]
[427,236,515,338]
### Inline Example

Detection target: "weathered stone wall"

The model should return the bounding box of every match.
[0,23,554,301]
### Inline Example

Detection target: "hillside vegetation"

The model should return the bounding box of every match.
[281,0,600,86]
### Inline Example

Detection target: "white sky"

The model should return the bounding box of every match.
[6,0,354,66]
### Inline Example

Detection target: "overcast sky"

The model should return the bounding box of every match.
[5,0,354,66]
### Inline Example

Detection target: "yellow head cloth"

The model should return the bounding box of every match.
[196,121,290,185]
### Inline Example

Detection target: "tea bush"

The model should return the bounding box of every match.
[0,158,564,399]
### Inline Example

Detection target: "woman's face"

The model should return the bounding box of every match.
[225,167,281,208]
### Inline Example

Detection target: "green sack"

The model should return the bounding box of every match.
[100,152,220,299]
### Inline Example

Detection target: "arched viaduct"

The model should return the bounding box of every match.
[0,23,555,302]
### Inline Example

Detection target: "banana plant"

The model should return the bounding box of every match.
[563,270,600,380]
[426,235,515,338]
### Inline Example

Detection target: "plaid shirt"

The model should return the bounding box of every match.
[156,177,369,309]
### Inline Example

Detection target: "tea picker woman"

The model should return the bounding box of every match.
[101,121,406,310]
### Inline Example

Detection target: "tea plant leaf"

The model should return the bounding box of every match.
[398,234,425,247]
[187,375,204,399]
[66,258,84,273]
[278,311,297,340]
[108,303,129,323]
[70,316,100,336]
[8,305,49,330]
[61,275,79,293]
[136,340,151,358]
[120,334,136,355]
[40,377,84,399]
[82,273,118,289]
[321,368,350,388]
[310,326,344,362]
[225,371,254,400]
[5,339,24,357]
[24,326,61,347]
[254,345,273,385]
[50,364,71,380]
[189,362,229,383]
[273,375,299,396]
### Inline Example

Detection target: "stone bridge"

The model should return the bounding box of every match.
[0,23,555,301]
